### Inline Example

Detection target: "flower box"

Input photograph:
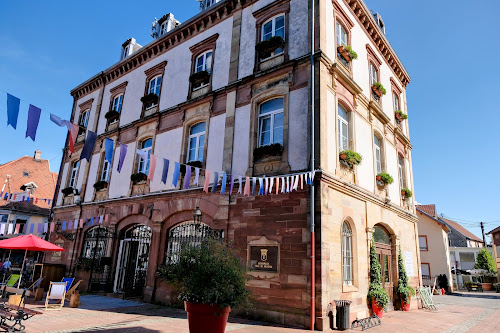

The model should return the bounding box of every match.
[401,188,413,199]
[255,36,285,59]
[337,45,358,63]
[140,93,159,104]
[130,172,147,184]
[62,187,74,196]
[395,110,408,123]
[339,150,362,168]
[93,181,109,191]
[105,110,120,121]
[376,172,393,185]
[189,71,210,86]
[371,82,387,98]
[253,143,284,162]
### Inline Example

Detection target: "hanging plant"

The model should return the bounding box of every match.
[339,150,362,167]
[105,110,120,120]
[376,172,393,185]
[255,36,285,59]
[400,188,412,199]
[61,187,74,196]
[253,143,284,162]
[131,172,147,184]
[372,82,387,98]
[337,44,358,62]
[397,246,415,310]
[189,71,211,86]
[394,110,408,123]
[140,93,159,104]
[93,181,109,191]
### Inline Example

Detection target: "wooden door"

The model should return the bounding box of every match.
[376,246,393,302]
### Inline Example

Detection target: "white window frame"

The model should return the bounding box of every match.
[336,21,348,46]
[100,159,110,182]
[79,110,90,128]
[112,94,123,113]
[261,14,286,60]
[258,99,284,147]
[146,76,162,109]
[187,123,206,163]
[69,161,80,188]
[342,221,353,285]
[419,236,428,251]
[338,105,349,152]
[370,63,378,86]
[393,92,400,111]
[137,139,152,174]
[160,21,168,36]
[398,156,405,189]
[122,45,130,59]
[374,135,382,175]
[193,51,213,90]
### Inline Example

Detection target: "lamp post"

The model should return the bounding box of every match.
[193,207,202,224]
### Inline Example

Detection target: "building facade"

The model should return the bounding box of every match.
[48,0,419,329]
[486,226,500,281]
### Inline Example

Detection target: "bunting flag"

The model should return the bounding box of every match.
[98,215,103,224]
[244,177,250,196]
[211,172,219,193]
[161,158,169,184]
[203,170,211,193]
[300,173,304,189]
[105,214,109,223]
[269,177,274,194]
[22,224,28,234]
[6,93,20,129]
[50,113,65,127]
[7,224,13,235]
[221,173,227,195]
[50,222,55,232]
[229,175,234,194]
[251,177,257,195]
[281,177,286,193]
[148,154,157,181]
[105,138,114,163]
[79,219,84,228]
[183,165,191,189]
[238,176,243,194]
[37,223,43,234]
[90,217,94,226]
[172,162,180,187]
[0,224,5,235]
[26,104,41,141]
[67,123,79,154]
[264,177,269,195]
[194,168,200,186]
[117,143,128,173]
[14,224,20,234]
[62,221,66,231]
[258,177,264,195]
[137,149,148,161]
[80,131,97,161]
[43,223,48,233]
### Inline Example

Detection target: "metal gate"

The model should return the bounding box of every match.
[114,225,152,298]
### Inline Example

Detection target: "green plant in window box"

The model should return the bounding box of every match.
[93,180,109,191]
[140,93,159,104]
[62,187,74,196]
[339,150,362,167]
[371,82,387,98]
[105,110,120,120]
[253,143,284,162]
[180,160,203,175]
[189,71,210,86]
[394,110,408,123]
[376,172,393,185]
[131,172,147,184]
[255,36,285,59]
[400,188,413,199]
[338,44,358,62]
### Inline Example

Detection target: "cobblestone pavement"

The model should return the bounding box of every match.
[17,294,500,332]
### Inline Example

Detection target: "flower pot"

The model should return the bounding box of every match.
[481,283,493,291]
[376,175,382,181]
[337,46,352,63]
[185,302,231,333]
[340,154,347,160]
[372,85,382,98]
[371,300,384,318]
[401,298,410,311]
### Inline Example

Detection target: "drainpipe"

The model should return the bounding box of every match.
[309,0,316,330]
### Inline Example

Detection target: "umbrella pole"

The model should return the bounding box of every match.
[17,249,27,288]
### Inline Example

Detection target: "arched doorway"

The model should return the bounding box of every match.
[373,225,394,306]
[114,224,152,297]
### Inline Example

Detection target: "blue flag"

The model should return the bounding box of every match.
[80,131,97,162]
[172,162,180,187]
[62,221,67,231]
[105,138,114,163]
[6,93,20,129]
[221,173,227,195]
[29,224,34,234]
[161,159,169,184]
[26,104,41,141]
[212,172,219,193]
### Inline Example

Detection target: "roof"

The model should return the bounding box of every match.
[416,204,437,217]
[487,225,500,235]
[416,207,449,231]
[440,217,483,243]
[0,154,57,209]
[0,201,50,216]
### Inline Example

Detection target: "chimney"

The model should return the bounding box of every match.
[34,150,42,161]
[121,38,142,60]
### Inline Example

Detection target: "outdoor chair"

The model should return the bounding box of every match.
[27,276,44,293]
[417,286,436,311]
[0,274,20,297]
[64,279,82,302]
[61,277,74,293]
[45,282,67,310]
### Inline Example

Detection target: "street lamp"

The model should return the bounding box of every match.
[193,207,202,224]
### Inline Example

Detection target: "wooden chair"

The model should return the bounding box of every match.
[64,280,82,302]
[45,282,67,310]
[0,274,20,297]
[27,277,44,293]
[61,277,74,293]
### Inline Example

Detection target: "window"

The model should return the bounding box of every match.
[338,105,349,152]
[23,171,29,177]
[393,92,400,111]
[81,227,109,259]
[160,21,169,36]
[421,263,430,278]
[112,95,123,113]
[373,226,391,245]
[187,123,206,163]
[0,214,8,223]
[419,236,428,251]
[78,110,90,136]
[369,63,378,86]
[261,15,285,59]
[137,139,153,174]
[122,45,130,59]
[258,98,284,147]
[374,135,382,175]
[15,219,27,234]
[336,22,348,46]
[398,156,405,189]
[342,221,353,285]
[69,161,80,188]
[193,51,213,89]
[100,159,110,182]
[146,75,162,109]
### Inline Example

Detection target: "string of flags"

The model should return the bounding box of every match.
[0,190,52,205]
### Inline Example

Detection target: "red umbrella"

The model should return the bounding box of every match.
[0,235,64,287]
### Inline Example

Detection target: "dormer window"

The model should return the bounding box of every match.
[202,0,221,10]
[122,45,130,59]
[160,22,169,36]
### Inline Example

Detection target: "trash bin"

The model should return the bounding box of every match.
[334,300,352,330]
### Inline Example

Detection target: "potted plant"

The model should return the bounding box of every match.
[140,93,159,105]
[253,143,284,162]
[493,283,500,293]
[401,188,412,199]
[158,240,249,333]
[61,187,74,197]
[394,110,408,123]
[371,82,387,98]
[367,239,389,318]
[474,249,497,291]
[337,44,358,63]
[93,180,109,191]
[131,172,148,184]
[397,247,415,311]
[189,71,211,87]
[255,36,285,59]
[339,150,362,168]
[376,172,394,186]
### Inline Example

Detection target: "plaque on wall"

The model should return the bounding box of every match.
[249,245,279,272]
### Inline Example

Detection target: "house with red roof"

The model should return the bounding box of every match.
[486,226,500,280]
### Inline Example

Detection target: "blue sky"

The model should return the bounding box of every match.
[1,0,498,239]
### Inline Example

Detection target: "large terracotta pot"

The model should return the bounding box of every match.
[371,300,384,318]
[185,301,231,333]
[482,283,493,291]
[401,298,410,311]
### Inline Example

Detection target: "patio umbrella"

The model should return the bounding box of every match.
[0,235,64,288]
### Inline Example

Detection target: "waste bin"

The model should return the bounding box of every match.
[334,300,352,330]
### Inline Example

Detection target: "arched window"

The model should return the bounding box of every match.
[393,92,400,111]
[374,135,382,175]
[373,226,391,245]
[81,227,108,259]
[166,221,224,263]
[338,104,349,152]
[369,63,378,86]
[342,221,353,285]
[78,109,90,136]
[261,14,285,59]
[258,98,284,147]
[187,123,206,163]
[336,22,348,46]
[68,160,80,188]
[398,156,406,189]
[138,138,153,174]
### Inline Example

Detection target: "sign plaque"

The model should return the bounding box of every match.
[249,245,279,272]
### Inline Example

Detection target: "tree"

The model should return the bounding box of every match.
[396,246,415,303]
[367,239,389,308]
[474,249,496,274]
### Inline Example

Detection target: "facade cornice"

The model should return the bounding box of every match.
[394,126,412,149]
[341,0,411,87]
[330,62,363,96]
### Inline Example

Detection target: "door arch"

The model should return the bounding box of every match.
[373,225,394,306]
[114,224,152,297]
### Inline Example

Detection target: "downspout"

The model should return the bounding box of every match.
[309,0,316,330]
